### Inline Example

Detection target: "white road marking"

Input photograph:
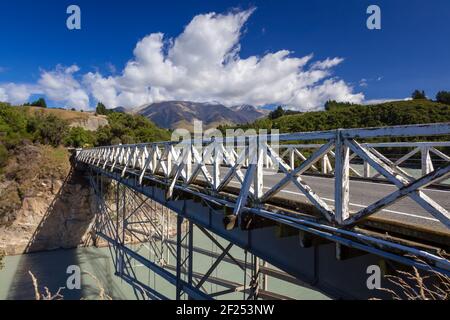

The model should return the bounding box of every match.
[228,181,440,223]
[291,173,450,194]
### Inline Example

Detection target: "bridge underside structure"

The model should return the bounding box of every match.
[77,124,450,300]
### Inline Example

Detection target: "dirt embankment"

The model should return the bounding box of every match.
[0,144,95,255]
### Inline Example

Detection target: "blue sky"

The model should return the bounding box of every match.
[0,0,449,110]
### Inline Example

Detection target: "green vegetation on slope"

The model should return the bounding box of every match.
[219,99,450,135]
[95,111,171,146]
[0,102,170,146]
[0,102,170,170]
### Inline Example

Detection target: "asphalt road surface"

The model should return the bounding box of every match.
[200,166,450,235]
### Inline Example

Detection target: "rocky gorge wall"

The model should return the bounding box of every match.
[0,144,95,255]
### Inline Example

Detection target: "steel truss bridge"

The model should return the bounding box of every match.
[76,123,450,300]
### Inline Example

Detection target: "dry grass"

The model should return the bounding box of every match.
[26,107,91,121]
[378,255,450,300]
[28,270,112,300]
[380,267,450,300]
[28,271,64,300]
[83,271,112,300]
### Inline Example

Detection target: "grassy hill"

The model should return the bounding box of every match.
[220,100,450,137]
[26,106,95,122]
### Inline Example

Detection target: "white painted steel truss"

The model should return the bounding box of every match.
[88,173,294,300]
[77,123,450,230]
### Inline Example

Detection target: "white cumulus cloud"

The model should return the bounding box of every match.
[0,83,34,105]
[0,65,90,109]
[1,9,364,111]
[38,65,90,109]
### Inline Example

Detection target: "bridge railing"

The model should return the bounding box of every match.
[276,141,450,182]
[76,123,450,230]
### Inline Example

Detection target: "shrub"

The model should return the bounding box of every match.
[30,113,69,147]
[436,91,450,105]
[64,127,95,148]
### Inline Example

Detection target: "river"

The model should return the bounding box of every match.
[0,230,329,300]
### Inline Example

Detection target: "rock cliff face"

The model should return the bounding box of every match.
[69,116,108,131]
[0,145,95,255]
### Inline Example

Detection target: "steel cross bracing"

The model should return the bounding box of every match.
[78,123,450,228]
[88,171,283,300]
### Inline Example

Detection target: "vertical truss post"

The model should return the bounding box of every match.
[175,212,194,300]
[175,215,183,300]
[114,182,120,275]
[363,160,371,178]
[262,261,268,292]
[289,148,295,171]
[160,204,166,266]
[335,130,350,224]
[321,154,329,174]
[113,181,126,277]
[166,208,171,265]
[119,183,126,277]
[185,144,192,181]
[213,139,220,189]
[421,146,434,176]
[254,136,264,201]
[187,221,194,292]
[248,255,260,300]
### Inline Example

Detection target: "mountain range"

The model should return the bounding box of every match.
[132,101,268,130]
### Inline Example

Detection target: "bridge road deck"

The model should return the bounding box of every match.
[198,165,450,242]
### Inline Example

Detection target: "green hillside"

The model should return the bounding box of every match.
[219,100,450,136]
[0,102,171,171]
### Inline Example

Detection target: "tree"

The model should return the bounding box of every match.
[412,90,426,100]
[268,106,285,120]
[25,97,47,108]
[436,91,450,105]
[96,102,108,115]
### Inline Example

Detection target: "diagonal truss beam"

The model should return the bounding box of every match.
[346,139,450,227]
